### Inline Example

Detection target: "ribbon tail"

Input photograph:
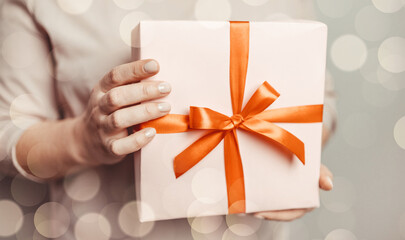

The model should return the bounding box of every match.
[241,118,306,165]
[224,129,246,214]
[254,104,324,123]
[140,114,189,133]
[174,131,225,178]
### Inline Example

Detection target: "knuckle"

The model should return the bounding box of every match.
[108,140,121,157]
[110,112,122,129]
[142,104,155,117]
[106,89,121,107]
[133,134,145,151]
[108,67,121,84]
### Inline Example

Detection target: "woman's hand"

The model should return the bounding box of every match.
[74,59,170,166]
[252,164,333,221]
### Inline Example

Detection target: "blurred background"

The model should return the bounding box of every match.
[0,0,404,239]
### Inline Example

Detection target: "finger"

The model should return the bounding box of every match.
[108,128,156,156]
[253,209,308,221]
[99,59,160,92]
[102,102,171,133]
[319,164,334,191]
[99,81,171,114]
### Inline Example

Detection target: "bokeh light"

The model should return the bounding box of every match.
[188,215,224,234]
[222,228,258,240]
[57,0,93,14]
[113,0,144,10]
[194,0,231,21]
[0,200,23,237]
[242,0,269,7]
[394,116,405,150]
[376,67,405,91]
[361,80,397,107]
[118,201,155,237]
[1,32,45,68]
[71,191,107,217]
[321,177,356,213]
[9,94,44,130]
[226,214,262,236]
[316,0,353,18]
[331,35,368,72]
[342,112,377,148]
[74,213,111,240]
[64,168,101,202]
[100,202,126,239]
[378,37,405,73]
[192,168,226,204]
[11,174,47,207]
[119,11,151,47]
[355,6,392,42]
[325,228,357,240]
[34,202,70,238]
[372,0,404,13]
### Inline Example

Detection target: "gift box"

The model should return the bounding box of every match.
[132,20,327,222]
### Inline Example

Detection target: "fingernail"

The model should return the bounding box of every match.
[157,102,171,112]
[144,128,156,138]
[144,60,158,73]
[327,176,333,189]
[158,82,171,93]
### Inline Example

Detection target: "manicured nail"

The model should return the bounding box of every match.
[157,102,171,112]
[158,82,171,93]
[145,128,156,138]
[144,60,158,73]
[326,176,333,189]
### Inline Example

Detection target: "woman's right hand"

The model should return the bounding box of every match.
[74,59,171,166]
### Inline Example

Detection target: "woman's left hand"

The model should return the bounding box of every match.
[252,164,333,221]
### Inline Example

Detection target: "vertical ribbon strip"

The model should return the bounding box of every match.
[140,21,323,214]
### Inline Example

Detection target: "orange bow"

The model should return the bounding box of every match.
[140,21,323,214]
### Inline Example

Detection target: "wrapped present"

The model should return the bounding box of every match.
[132,20,327,222]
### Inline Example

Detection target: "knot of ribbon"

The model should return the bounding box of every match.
[140,21,324,214]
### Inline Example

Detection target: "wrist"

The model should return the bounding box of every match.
[68,115,91,166]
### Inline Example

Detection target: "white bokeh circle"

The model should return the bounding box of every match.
[361,80,396,107]
[394,116,405,150]
[34,202,70,238]
[226,214,262,236]
[321,177,356,213]
[360,48,379,83]
[0,200,23,237]
[331,35,368,72]
[341,112,377,148]
[57,0,93,14]
[192,168,226,204]
[355,5,392,42]
[113,0,144,10]
[325,228,357,240]
[188,215,224,234]
[74,213,111,240]
[222,227,258,240]
[118,201,155,238]
[9,94,45,130]
[242,0,269,6]
[372,0,404,13]
[11,174,47,207]
[100,203,126,239]
[378,37,405,73]
[194,0,231,21]
[1,32,45,68]
[71,191,107,218]
[316,0,353,18]
[377,67,405,91]
[119,11,151,47]
[64,169,101,202]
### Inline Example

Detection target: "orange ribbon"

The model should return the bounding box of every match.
[140,21,323,214]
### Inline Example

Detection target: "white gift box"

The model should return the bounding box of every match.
[132,20,327,222]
